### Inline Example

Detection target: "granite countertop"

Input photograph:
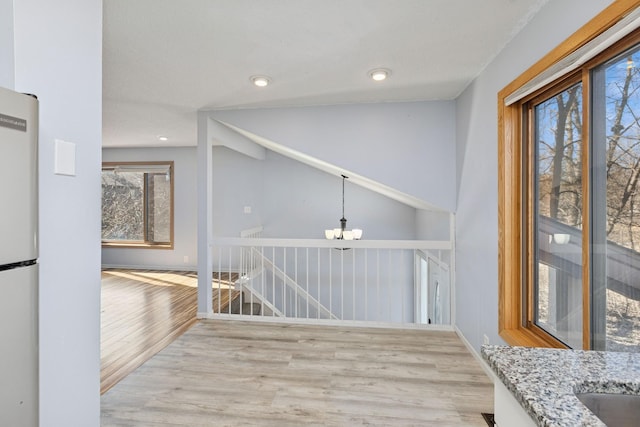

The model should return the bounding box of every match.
[481,345,640,426]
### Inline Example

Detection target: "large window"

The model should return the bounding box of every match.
[101,162,174,248]
[499,2,640,351]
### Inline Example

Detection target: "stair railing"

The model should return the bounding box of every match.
[211,236,452,325]
[245,246,337,319]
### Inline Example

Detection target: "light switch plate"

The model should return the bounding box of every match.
[54,139,76,176]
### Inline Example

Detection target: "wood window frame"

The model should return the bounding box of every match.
[101,161,175,250]
[498,0,640,348]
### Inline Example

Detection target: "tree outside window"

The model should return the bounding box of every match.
[101,162,173,248]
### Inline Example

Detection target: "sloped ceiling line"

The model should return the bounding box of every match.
[209,116,447,213]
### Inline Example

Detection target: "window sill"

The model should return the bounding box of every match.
[499,327,568,349]
[101,242,173,250]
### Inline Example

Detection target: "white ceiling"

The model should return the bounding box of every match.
[103,0,550,148]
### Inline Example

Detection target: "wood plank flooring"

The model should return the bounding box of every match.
[100,269,240,394]
[101,320,494,426]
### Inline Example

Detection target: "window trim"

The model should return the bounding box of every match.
[498,0,640,348]
[101,161,175,250]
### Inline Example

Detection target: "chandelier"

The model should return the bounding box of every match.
[325,174,362,240]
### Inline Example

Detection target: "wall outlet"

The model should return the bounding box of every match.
[483,334,490,346]
[183,255,189,264]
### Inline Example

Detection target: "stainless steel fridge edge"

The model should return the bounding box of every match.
[0,85,39,427]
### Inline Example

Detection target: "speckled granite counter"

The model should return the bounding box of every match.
[481,345,640,426]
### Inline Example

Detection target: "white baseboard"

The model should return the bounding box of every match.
[196,313,456,331]
[101,263,197,272]
[454,325,498,381]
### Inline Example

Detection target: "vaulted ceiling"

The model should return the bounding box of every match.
[103,0,550,148]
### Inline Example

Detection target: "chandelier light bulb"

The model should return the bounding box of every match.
[325,175,363,240]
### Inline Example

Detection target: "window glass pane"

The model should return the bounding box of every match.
[594,47,640,352]
[101,170,144,241]
[534,83,583,348]
[101,163,173,247]
[148,172,171,243]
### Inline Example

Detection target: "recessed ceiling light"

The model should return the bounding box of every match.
[158,136,168,142]
[251,76,271,87]
[369,68,391,81]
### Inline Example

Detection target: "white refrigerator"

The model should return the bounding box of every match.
[0,86,39,426]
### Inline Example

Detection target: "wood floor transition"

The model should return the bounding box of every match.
[100,269,239,394]
[100,271,494,426]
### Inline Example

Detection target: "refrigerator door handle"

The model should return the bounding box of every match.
[0,259,37,272]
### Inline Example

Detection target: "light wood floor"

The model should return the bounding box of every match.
[101,320,494,426]
[100,269,240,394]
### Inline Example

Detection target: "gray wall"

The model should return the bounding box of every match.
[262,150,418,240]
[212,100,457,212]
[102,147,198,269]
[214,146,419,239]
[416,210,450,241]
[455,0,614,352]
[11,0,102,424]
[0,0,13,88]
[212,146,265,237]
